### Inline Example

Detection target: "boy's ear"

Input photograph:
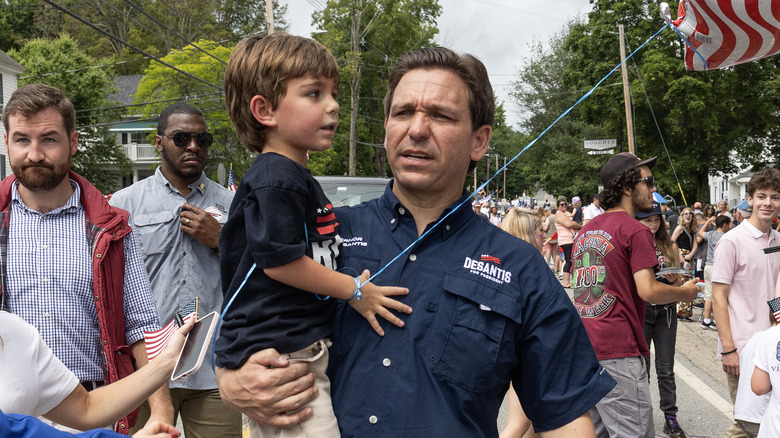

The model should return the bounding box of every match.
[250,95,276,127]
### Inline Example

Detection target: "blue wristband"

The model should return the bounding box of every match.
[347,276,363,301]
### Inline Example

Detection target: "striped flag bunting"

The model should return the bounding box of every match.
[144,298,198,360]
[667,0,780,71]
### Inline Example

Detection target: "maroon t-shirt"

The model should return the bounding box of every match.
[571,211,658,359]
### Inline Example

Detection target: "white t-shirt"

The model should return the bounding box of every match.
[755,325,780,438]
[0,311,79,417]
[735,328,771,423]
[583,203,604,221]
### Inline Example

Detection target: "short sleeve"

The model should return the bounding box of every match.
[33,335,79,417]
[629,227,658,274]
[712,237,736,284]
[245,181,309,269]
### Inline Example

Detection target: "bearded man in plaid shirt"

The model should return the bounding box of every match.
[1,83,164,434]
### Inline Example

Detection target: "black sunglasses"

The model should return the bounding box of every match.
[638,175,655,188]
[162,131,214,148]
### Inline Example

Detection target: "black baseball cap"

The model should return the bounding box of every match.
[636,201,662,219]
[601,152,657,186]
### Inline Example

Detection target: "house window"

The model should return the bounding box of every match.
[122,133,128,144]
[131,132,148,144]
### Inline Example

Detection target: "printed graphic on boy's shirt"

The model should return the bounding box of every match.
[572,231,614,318]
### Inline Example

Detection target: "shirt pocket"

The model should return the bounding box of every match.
[132,211,175,256]
[431,273,509,393]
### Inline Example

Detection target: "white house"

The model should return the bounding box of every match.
[0,49,25,180]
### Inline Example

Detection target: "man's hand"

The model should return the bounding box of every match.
[180,203,221,248]
[722,350,740,376]
[132,420,180,438]
[216,349,317,428]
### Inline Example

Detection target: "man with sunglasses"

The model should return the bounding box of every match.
[110,103,240,437]
[572,152,699,438]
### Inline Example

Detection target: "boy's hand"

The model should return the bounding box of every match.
[679,279,700,302]
[348,269,412,336]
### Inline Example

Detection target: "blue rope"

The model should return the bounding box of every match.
[669,23,709,70]
[211,263,256,372]
[359,22,672,289]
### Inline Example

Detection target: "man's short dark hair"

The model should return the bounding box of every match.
[747,168,780,197]
[715,215,731,229]
[383,47,494,173]
[157,103,205,134]
[599,167,642,210]
[3,83,75,135]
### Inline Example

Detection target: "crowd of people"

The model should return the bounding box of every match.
[2,30,780,438]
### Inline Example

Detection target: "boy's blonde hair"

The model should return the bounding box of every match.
[224,32,340,153]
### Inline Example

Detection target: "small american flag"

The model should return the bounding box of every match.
[768,297,780,324]
[227,166,238,192]
[144,298,198,360]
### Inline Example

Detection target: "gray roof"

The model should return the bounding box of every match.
[110,75,142,105]
[0,49,24,74]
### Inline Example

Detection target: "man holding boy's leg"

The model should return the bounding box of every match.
[217,45,615,437]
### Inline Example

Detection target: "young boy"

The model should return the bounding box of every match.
[698,214,732,330]
[216,33,411,437]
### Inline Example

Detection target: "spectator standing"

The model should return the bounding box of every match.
[718,200,734,219]
[542,207,559,272]
[1,83,162,433]
[637,201,688,438]
[555,196,581,288]
[698,215,732,330]
[712,168,780,438]
[733,200,752,227]
[583,194,604,225]
[571,152,699,438]
[672,207,698,267]
[109,103,241,437]
[572,196,584,224]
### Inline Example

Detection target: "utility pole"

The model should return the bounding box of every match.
[348,0,363,176]
[619,24,635,154]
[503,157,507,199]
[265,0,274,35]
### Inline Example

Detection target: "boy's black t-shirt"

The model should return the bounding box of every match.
[216,152,340,369]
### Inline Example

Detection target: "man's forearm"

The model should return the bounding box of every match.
[712,282,734,349]
[539,412,595,437]
[131,341,173,424]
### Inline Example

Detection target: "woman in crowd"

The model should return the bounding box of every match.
[671,207,698,267]
[541,207,559,273]
[500,207,544,438]
[0,310,193,436]
[554,196,581,288]
[488,204,503,226]
[637,203,688,438]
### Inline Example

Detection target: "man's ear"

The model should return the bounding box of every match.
[69,131,79,157]
[250,95,276,127]
[470,124,492,162]
[154,134,163,153]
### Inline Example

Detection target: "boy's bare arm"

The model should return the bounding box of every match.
[264,256,412,336]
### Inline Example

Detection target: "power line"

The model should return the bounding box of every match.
[42,0,222,91]
[123,0,227,66]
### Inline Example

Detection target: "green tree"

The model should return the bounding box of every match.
[0,0,41,52]
[563,0,780,203]
[10,34,131,193]
[133,39,255,180]
[311,0,441,177]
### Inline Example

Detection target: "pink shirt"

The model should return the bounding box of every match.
[555,212,575,245]
[712,220,780,353]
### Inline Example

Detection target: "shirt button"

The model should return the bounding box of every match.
[42,277,49,283]
[390,218,396,224]
[42,244,48,249]
[382,358,391,367]
[182,279,187,285]
[44,312,50,317]
[369,415,378,424]
[398,207,406,215]
[183,251,187,256]
[409,254,417,261]
[445,224,451,230]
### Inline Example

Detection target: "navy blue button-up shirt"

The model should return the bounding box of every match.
[329,183,614,437]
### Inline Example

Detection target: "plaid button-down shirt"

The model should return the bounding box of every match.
[6,181,158,381]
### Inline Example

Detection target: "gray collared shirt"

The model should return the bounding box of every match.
[110,167,234,389]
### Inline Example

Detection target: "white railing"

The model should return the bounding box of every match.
[123,143,159,163]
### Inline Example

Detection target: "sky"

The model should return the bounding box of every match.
[285,0,594,129]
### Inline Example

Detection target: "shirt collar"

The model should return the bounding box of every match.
[741,219,766,239]
[155,166,209,195]
[377,180,473,240]
[11,179,82,215]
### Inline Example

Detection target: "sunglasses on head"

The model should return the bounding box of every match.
[163,131,214,148]
[638,175,655,188]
